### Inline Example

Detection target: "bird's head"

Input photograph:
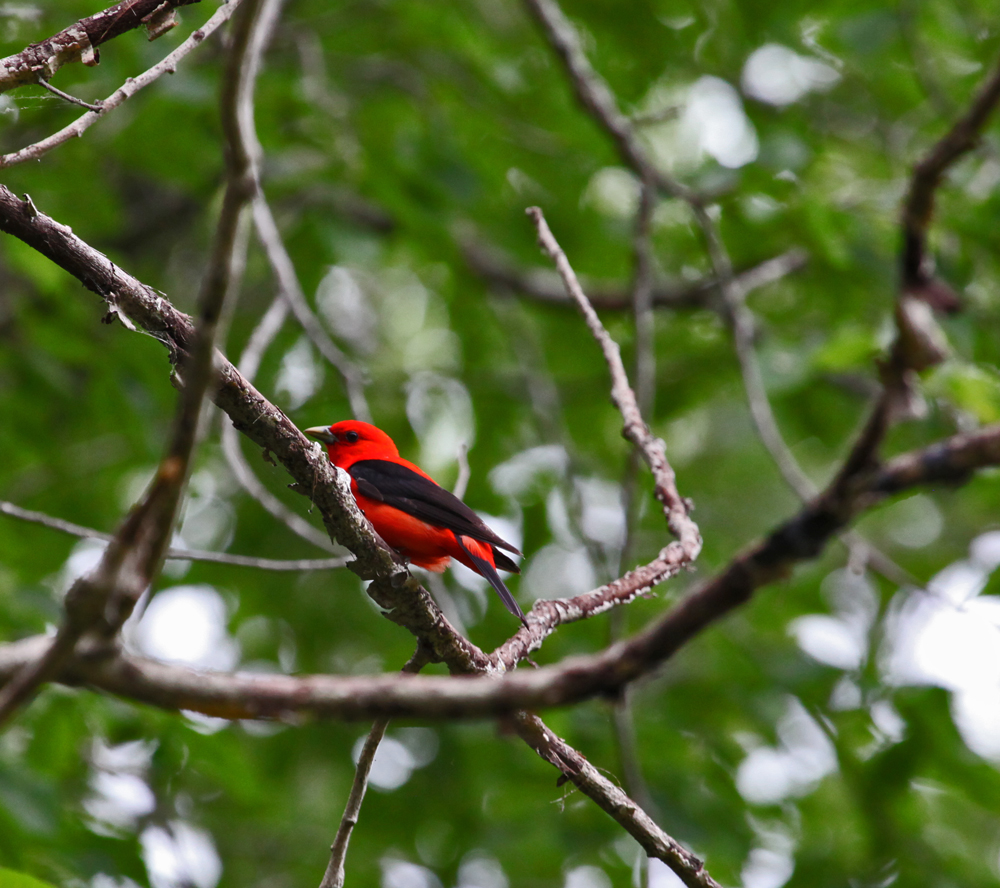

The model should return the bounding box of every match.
[304,420,399,465]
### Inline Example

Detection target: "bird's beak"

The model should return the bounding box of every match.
[304,426,336,444]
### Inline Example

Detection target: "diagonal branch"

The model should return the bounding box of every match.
[521,0,814,497]
[902,52,1000,290]
[222,0,370,421]
[319,644,432,888]
[221,296,343,552]
[0,0,200,93]
[527,207,701,562]
[251,197,372,422]
[512,712,719,888]
[0,0,244,168]
[520,0,695,203]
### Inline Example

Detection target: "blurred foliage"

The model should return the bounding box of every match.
[2,0,1000,887]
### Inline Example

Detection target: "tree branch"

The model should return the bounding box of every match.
[462,235,808,312]
[520,0,694,203]
[511,712,719,888]
[252,196,372,423]
[0,0,265,728]
[0,0,243,168]
[526,207,701,563]
[221,291,341,552]
[0,0,200,94]
[0,183,492,672]
[319,645,432,888]
[902,52,1000,290]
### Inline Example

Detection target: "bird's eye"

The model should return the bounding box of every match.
[344,430,360,443]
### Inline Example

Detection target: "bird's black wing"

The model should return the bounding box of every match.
[349,459,521,556]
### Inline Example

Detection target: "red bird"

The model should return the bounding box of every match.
[305,420,525,623]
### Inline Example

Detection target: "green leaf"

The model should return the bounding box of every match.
[0,868,59,888]
[812,325,880,372]
[928,361,1000,423]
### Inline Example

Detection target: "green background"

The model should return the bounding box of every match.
[2,1,1000,886]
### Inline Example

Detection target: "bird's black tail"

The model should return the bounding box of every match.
[457,538,527,626]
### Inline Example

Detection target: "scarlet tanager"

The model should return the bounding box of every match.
[305,420,526,624]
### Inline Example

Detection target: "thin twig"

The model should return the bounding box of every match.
[520,0,694,202]
[222,296,342,552]
[521,0,812,500]
[462,236,808,312]
[526,207,701,563]
[210,0,347,552]
[704,212,818,500]
[102,0,268,633]
[0,1,243,168]
[0,499,347,571]
[319,645,431,888]
[323,717,391,887]
[252,196,372,422]
[523,0,917,594]
[35,78,104,111]
[608,176,661,823]
[521,0,892,496]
